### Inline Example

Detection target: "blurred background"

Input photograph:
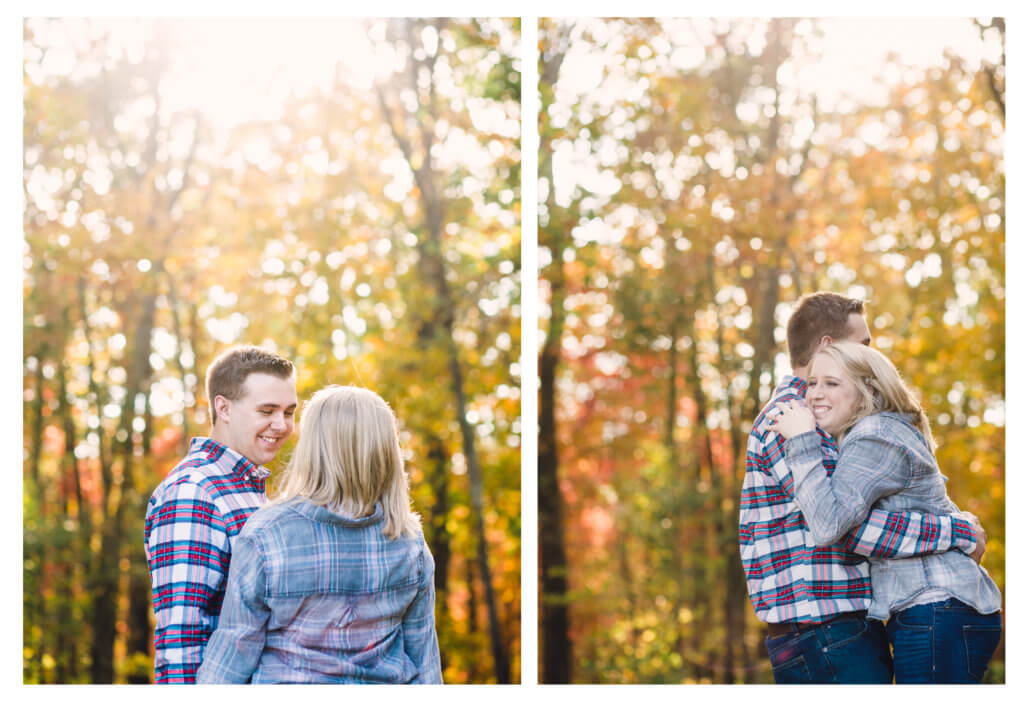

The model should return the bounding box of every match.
[538,17,1004,683]
[22,17,521,684]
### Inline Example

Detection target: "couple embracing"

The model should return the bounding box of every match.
[143,346,442,684]
[740,292,1002,684]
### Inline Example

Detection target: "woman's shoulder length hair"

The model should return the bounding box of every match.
[272,384,421,540]
[814,342,936,451]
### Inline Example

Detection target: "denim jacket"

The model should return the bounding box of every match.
[196,497,442,684]
[784,412,1002,620]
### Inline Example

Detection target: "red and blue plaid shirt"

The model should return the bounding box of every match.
[144,438,270,683]
[739,376,977,623]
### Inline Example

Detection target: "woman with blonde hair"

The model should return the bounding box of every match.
[197,385,442,684]
[769,342,1001,683]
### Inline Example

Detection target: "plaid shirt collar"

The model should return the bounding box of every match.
[782,374,806,394]
[776,374,807,399]
[188,437,271,486]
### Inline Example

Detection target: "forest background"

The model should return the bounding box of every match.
[21,17,522,684]
[538,17,1005,683]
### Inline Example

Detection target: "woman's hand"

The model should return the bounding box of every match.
[768,400,817,439]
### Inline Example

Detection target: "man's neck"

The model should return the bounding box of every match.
[209,424,229,448]
[208,427,251,463]
[791,366,808,382]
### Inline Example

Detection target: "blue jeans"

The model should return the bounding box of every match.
[886,597,1002,683]
[765,616,893,684]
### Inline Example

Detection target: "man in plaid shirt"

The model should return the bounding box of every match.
[739,292,985,683]
[144,345,297,684]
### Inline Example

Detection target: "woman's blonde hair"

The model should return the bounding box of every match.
[810,342,936,450]
[273,385,420,539]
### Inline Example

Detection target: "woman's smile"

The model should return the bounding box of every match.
[806,353,862,434]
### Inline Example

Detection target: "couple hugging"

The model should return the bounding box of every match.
[740,292,1002,684]
[143,346,442,684]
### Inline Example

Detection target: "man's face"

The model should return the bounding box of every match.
[841,312,872,347]
[215,372,297,466]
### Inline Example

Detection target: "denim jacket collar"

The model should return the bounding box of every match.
[280,496,384,527]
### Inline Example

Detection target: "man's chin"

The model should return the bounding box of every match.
[254,450,280,466]
[240,446,278,467]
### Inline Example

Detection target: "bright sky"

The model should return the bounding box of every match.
[557,17,996,113]
[163,19,391,126]
[809,17,996,110]
[26,18,389,128]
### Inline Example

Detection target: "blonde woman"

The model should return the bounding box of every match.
[769,342,1001,683]
[196,385,442,684]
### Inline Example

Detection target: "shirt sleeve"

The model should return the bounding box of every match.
[145,478,231,684]
[403,542,443,684]
[783,429,977,558]
[196,534,270,684]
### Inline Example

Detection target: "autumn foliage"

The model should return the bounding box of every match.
[539,17,1004,684]
[23,18,521,684]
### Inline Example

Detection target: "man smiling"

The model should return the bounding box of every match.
[144,345,297,684]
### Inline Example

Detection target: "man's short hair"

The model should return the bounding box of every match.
[786,292,866,369]
[205,345,294,425]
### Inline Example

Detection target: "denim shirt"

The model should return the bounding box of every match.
[196,497,442,684]
[784,411,1002,620]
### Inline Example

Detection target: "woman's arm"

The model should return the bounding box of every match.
[195,534,270,684]
[769,402,980,556]
[403,542,443,684]
[782,422,913,545]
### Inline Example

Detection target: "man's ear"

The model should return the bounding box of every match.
[818,334,834,350]
[213,395,231,424]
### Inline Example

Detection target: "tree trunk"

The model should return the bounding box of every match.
[714,280,754,684]
[664,314,691,675]
[88,284,156,682]
[537,26,574,683]
[687,334,718,681]
[538,241,572,683]
[76,276,117,683]
[375,21,509,681]
[427,437,450,615]
[125,395,155,682]
[443,326,510,683]
[426,436,450,675]
[26,343,48,682]
[466,553,481,682]
[28,345,46,488]
[55,352,80,683]
[166,273,191,452]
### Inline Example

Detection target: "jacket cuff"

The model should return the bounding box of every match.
[783,430,822,483]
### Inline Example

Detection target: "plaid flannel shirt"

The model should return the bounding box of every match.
[784,412,1000,619]
[739,376,977,623]
[144,437,270,683]
[196,498,443,684]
